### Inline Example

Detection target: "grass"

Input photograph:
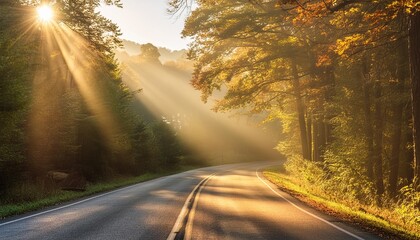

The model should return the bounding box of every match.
[263,167,420,240]
[0,166,198,219]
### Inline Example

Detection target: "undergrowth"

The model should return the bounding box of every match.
[263,159,420,240]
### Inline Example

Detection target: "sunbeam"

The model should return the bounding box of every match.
[28,13,125,173]
[121,57,280,164]
[51,22,123,148]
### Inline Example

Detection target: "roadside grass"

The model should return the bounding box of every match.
[0,166,197,219]
[263,167,420,240]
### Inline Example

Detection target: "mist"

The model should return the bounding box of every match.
[117,46,281,165]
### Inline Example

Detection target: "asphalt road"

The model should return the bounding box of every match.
[0,162,382,240]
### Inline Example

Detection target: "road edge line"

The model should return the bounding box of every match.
[0,179,155,227]
[256,168,366,240]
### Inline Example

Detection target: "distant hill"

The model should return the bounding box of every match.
[119,39,187,63]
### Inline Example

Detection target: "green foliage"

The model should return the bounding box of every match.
[149,121,182,171]
[130,120,151,174]
[284,155,326,189]
[0,1,187,203]
[180,0,418,236]
[183,1,300,110]
[395,181,420,226]
[0,4,35,193]
[56,0,122,57]
[320,63,376,203]
[264,168,420,239]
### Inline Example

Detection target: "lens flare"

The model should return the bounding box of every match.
[37,5,53,23]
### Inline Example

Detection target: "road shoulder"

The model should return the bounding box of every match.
[262,167,418,240]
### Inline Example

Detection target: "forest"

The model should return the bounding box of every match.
[169,0,420,235]
[0,0,271,207]
[0,0,189,204]
[0,0,419,237]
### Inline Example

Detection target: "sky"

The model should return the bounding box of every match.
[97,0,191,50]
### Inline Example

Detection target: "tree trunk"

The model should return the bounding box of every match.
[408,10,420,186]
[401,108,415,182]
[313,118,319,161]
[361,59,374,181]
[292,60,310,160]
[313,118,325,162]
[388,100,404,198]
[318,120,326,162]
[313,66,335,162]
[306,112,313,160]
[389,41,408,198]
[373,79,384,197]
[323,66,335,144]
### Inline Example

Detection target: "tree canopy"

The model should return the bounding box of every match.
[176,1,420,228]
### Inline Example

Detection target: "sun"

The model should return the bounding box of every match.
[37,5,54,23]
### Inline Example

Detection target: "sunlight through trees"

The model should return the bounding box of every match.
[172,0,420,235]
[0,1,186,202]
[0,0,419,237]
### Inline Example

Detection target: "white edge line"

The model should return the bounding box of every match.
[256,168,366,240]
[167,173,216,240]
[0,175,166,227]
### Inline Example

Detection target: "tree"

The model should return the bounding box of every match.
[131,120,151,174]
[56,0,122,57]
[0,2,35,193]
[408,9,420,186]
[150,121,182,170]
[279,0,420,186]
[182,1,312,159]
[172,0,418,201]
[171,0,420,189]
[139,43,161,64]
[18,0,148,181]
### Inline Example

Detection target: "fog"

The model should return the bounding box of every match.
[119,52,281,165]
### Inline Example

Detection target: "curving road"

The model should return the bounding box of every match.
[0,162,382,240]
